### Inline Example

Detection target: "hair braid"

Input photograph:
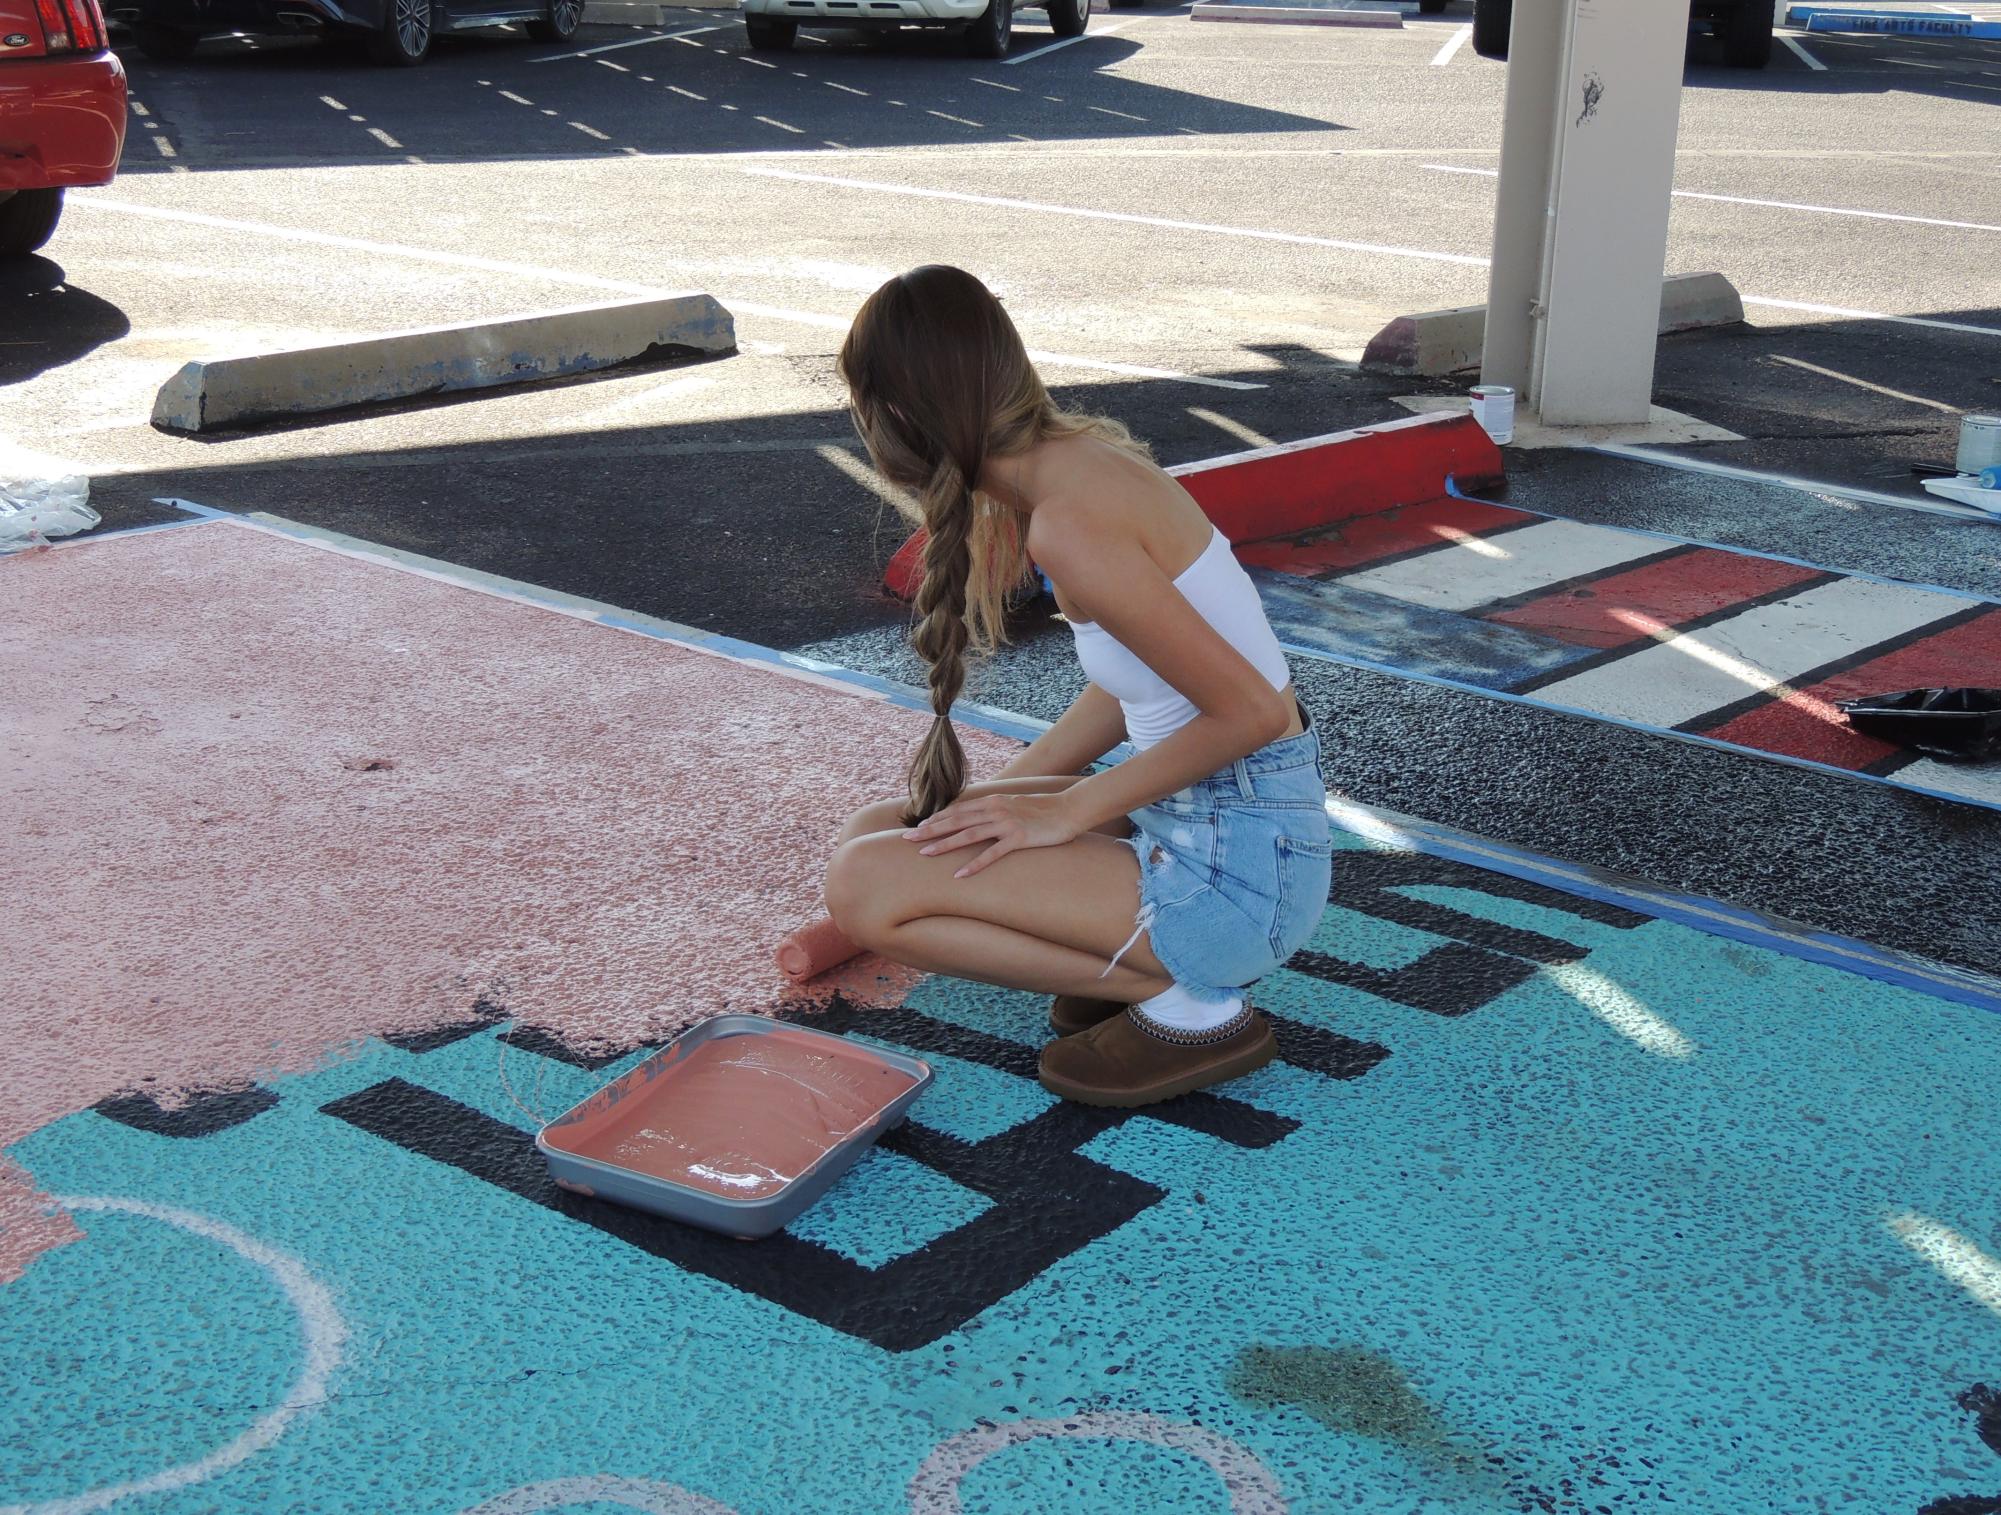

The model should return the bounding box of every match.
[903,458,974,824]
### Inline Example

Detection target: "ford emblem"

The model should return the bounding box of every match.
[2,31,31,44]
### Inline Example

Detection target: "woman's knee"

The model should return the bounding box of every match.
[824,833,901,944]
[836,796,908,845]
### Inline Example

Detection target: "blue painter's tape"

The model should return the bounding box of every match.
[1329,796,2001,1017]
[1251,568,1600,689]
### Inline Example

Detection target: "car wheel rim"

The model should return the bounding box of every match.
[396,0,428,51]
[555,0,580,26]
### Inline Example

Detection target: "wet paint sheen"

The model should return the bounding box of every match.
[567,1030,916,1199]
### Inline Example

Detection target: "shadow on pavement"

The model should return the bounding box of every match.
[110,25,1344,174]
[0,258,132,387]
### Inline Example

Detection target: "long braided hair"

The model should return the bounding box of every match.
[839,266,1150,824]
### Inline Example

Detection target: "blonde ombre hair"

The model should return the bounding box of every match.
[840,265,1151,824]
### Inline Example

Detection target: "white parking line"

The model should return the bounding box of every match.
[529,23,721,61]
[1420,162,2001,233]
[748,167,2001,339]
[62,198,1262,394]
[743,167,1490,266]
[723,299,1265,388]
[1430,23,1470,64]
[1778,32,1827,69]
[1003,19,1133,66]
[1741,294,2001,338]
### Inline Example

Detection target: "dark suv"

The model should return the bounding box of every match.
[1473,0,1774,69]
[116,0,582,65]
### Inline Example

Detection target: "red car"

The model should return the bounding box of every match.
[1,0,125,257]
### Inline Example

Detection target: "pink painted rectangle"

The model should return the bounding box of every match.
[1235,497,1534,576]
[1484,548,1826,649]
[1699,606,2001,769]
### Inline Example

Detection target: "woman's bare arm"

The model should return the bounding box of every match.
[992,683,1128,781]
[1028,505,1293,835]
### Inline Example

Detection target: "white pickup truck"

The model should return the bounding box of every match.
[1472,0,1774,68]
[742,0,1091,55]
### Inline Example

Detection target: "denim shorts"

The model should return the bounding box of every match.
[1106,708,1334,1004]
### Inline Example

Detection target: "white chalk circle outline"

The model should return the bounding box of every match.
[2,1195,349,1515]
[458,1476,742,1514]
[906,1411,1289,1515]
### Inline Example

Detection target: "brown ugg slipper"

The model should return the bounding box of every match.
[1037,1005,1276,1108]
[1048,994,1126,1036]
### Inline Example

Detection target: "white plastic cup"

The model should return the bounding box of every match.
[1470,385,1515,445]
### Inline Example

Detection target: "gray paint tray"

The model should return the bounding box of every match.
[536,1014,932,1240]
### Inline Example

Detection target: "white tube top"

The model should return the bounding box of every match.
[1066,527,1291,751]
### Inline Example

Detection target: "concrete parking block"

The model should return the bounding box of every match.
[1361,272,1744,377]
[151,293,736,435]
[1190,0,1403,23]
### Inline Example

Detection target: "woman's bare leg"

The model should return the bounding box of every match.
[824,827,1169,1003]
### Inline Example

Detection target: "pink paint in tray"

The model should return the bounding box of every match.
[537,1016,931,1239]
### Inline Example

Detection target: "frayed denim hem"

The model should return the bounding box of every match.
[1097,829,1241,1006]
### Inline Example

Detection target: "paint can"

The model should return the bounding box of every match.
[1470,385,1515,446]
[1957,415,2001,477]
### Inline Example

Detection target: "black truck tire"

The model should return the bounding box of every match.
[1471,0,1510,59]
[1723,1,1773,67]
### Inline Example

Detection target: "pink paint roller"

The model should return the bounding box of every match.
[775,915,863,982]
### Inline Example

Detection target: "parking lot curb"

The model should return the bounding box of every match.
[151,294,737,435]
[1189,2,1403,24]
[882,412,1503,600]
[1360,271,1744,377]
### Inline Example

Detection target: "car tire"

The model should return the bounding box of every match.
[527,0,582,42]
[0,188,63,258]
[1470,0,1508,57]
[1047,0,1088,35]
[369,0,433,64]
[745,14,796,47]
[133,21,200,58]
[963,0,1008,55]
[1722,1,1771,67]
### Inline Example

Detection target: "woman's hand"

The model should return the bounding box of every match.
[904,793,1084,879]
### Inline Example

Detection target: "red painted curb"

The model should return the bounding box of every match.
[1167,412,1505,546]
[884,528,928,601]
[880,412,1505,601]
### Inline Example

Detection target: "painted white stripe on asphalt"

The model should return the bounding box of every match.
[64,200,1256,392]
[1002,19,1134,65]
[749,170,2000,338]
[1779,32,1829,68]
[1421,162,2001,233]
[1531,578,1962,730]
[741,168,1492,266]
[1593,444,1995,523]
[1337,520,1668,612]
[724,299,1263,387]
[1895,756,2001,807]
[529,24,720,60]
[1430,23,1471,64]
[1740,294,2001,338]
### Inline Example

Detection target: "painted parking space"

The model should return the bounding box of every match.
[1244,492,2001,812]
[8,512,2001,1513]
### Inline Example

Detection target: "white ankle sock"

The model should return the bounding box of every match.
[1135,983,1244,1032]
